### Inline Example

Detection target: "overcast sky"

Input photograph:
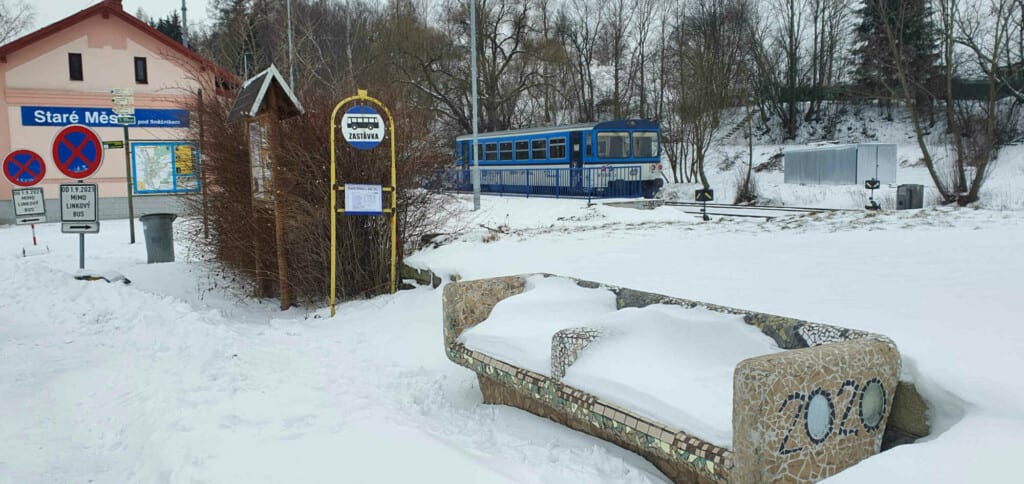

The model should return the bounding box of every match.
[33,0,212,31]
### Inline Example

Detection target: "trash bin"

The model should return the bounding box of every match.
[897,184,924,210]
[139,213,177,263]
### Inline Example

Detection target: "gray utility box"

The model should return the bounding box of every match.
[139,213,177,263]
[897,184,924,210]
[784,143,897,185]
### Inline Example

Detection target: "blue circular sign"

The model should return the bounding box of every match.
[3,149,46,187]
[52,124,104,179]
[341,105,385,150]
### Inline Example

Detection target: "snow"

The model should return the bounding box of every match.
[2,140,1023,482]
[459,274,619,375]
[563,305,782,448]
[461,276,781,448]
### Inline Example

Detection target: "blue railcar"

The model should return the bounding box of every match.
[454,119,665,198]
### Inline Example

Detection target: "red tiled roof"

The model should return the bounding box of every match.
[0,0,237,86]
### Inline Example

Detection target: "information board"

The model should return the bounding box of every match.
[131,141,200,194]
[344,184,383,215]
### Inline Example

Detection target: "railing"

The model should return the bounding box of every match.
[427,166,644,199]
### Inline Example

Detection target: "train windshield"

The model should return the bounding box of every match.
[597,131,630,158]
[633,131,659,158]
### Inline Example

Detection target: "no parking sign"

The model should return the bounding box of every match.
[3,149,46,186]
[52,124,104,179]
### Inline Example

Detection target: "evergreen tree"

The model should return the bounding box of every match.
[853,0,940,114]
[151,11,184,44]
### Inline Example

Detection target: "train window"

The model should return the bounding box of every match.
[515,140,530,160]
[485,143,498,161]
[633,132,659,158]
[532,139,547,159]
[597,132,629,158]
[549,137,566,159]
[499,141,513,161]
[585,133,592,157]
[477,143,484,161]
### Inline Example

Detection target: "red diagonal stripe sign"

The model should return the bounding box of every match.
[3,149,46,187]
[52,124,104,179]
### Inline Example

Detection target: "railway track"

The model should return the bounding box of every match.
[662,201,851,220]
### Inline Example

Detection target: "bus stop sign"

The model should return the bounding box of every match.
[3,149,46,187]
[52,125,104,179]
[340,105,385,150]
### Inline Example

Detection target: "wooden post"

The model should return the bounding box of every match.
[199,88,210,239]
[267,90,292,310]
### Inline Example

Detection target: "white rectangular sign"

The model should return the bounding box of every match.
[112,96,134,105]
[110,88,133,96]
[12,187,46,225]
[59,183,98,222]
[112,106,135,115]
[62,221,100,233]
[344,184,383,215]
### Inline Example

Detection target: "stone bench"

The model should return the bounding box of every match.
[442,274,905,483]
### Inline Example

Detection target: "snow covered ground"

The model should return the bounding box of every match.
[2,145,1022,482]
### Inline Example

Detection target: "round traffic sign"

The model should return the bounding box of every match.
[2,149,46,187]
[341,105,385,150]
[52,124,104,179]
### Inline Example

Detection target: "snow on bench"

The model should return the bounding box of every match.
[458,275,782,448]
[444,274,902,483]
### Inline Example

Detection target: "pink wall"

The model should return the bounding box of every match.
[0,7,217,201]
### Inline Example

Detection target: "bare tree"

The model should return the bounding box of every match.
[671,0,755,188]
[805,0,852,127]
[0,0,34,44]
[600,0,635,119]
[556,0,604,121]
[942,0,1021,204]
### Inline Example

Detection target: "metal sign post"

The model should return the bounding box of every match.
[112,88,136,243]
[60,183,100,269]
[865,178,881,210]
[696,188,714,221]
[11,183,48,257]
[5,151,48,255]
[329,89,398,316]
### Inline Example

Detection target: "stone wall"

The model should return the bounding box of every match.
[442,274,911,483]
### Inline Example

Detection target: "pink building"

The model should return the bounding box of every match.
[0,0,233,224]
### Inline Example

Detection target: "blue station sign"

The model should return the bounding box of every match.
[21,106,190,128]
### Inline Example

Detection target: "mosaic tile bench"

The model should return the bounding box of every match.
[443,274,903,483]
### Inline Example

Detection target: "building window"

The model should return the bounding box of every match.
[68,53,83,81]
[134,57,148,84]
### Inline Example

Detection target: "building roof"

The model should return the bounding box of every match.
[0,0,236,88]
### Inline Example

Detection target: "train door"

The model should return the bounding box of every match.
[570,131,583,190]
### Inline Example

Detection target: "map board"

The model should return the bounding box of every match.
[131,141,200,194]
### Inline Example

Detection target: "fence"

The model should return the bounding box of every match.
[428,166,644,199]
